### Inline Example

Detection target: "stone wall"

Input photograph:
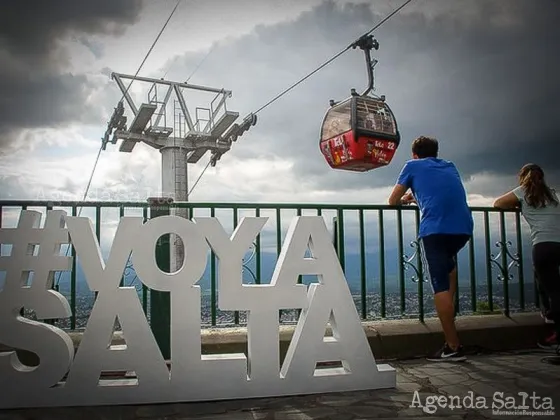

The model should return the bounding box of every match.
[2,312,547,367]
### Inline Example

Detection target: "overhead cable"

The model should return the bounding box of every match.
[188,0,414,197]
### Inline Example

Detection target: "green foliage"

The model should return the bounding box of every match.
[474,300,502,315]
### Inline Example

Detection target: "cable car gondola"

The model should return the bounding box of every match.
[319,35,401,172]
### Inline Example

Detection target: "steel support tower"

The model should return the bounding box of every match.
[102,72,256,271]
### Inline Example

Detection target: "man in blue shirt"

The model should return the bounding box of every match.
[388,136,473,362]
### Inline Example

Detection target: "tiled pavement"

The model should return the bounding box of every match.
[2,349,560,420]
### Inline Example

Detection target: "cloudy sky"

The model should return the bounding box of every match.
[0,0,558,207]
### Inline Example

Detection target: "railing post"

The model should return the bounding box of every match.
[332,216,338,254]
[336,209,346,272]
[147,197,172,360]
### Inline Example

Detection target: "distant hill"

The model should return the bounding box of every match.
[58,240,536,302]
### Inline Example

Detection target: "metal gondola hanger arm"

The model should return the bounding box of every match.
[350,34,379,97]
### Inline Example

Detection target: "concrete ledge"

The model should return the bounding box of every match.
[1,312,548,366]
[364,312,547,360]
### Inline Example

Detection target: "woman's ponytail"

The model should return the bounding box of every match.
[519,164,558,208]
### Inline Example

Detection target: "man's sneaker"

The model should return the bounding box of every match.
[426,343,467,362]
[538,332,559,351]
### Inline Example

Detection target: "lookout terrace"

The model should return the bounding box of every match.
[1,0,559,418]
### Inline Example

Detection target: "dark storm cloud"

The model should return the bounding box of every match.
[0,0,142,62]
[377,0,560,186]
[0,0,144,150]
[161,0,560,194]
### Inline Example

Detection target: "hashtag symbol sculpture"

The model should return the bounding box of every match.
[0,210,75,389]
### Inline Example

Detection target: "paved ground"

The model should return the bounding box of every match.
[2,349,560,420]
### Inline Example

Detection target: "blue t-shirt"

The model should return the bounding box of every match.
[397,157,473,238]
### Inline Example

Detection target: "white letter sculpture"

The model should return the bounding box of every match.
[0,210,395,409]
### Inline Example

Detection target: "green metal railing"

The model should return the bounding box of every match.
[0,200,537,334]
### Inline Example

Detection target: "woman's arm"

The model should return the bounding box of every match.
[493,191,521,209]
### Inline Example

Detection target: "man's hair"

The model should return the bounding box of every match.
[412,136,439,158]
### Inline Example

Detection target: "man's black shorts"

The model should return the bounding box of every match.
[419,234,471,294]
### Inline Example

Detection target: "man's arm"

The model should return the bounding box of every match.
[401,191,416,204]
[388,163,413,205]
[388,184,408,206]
